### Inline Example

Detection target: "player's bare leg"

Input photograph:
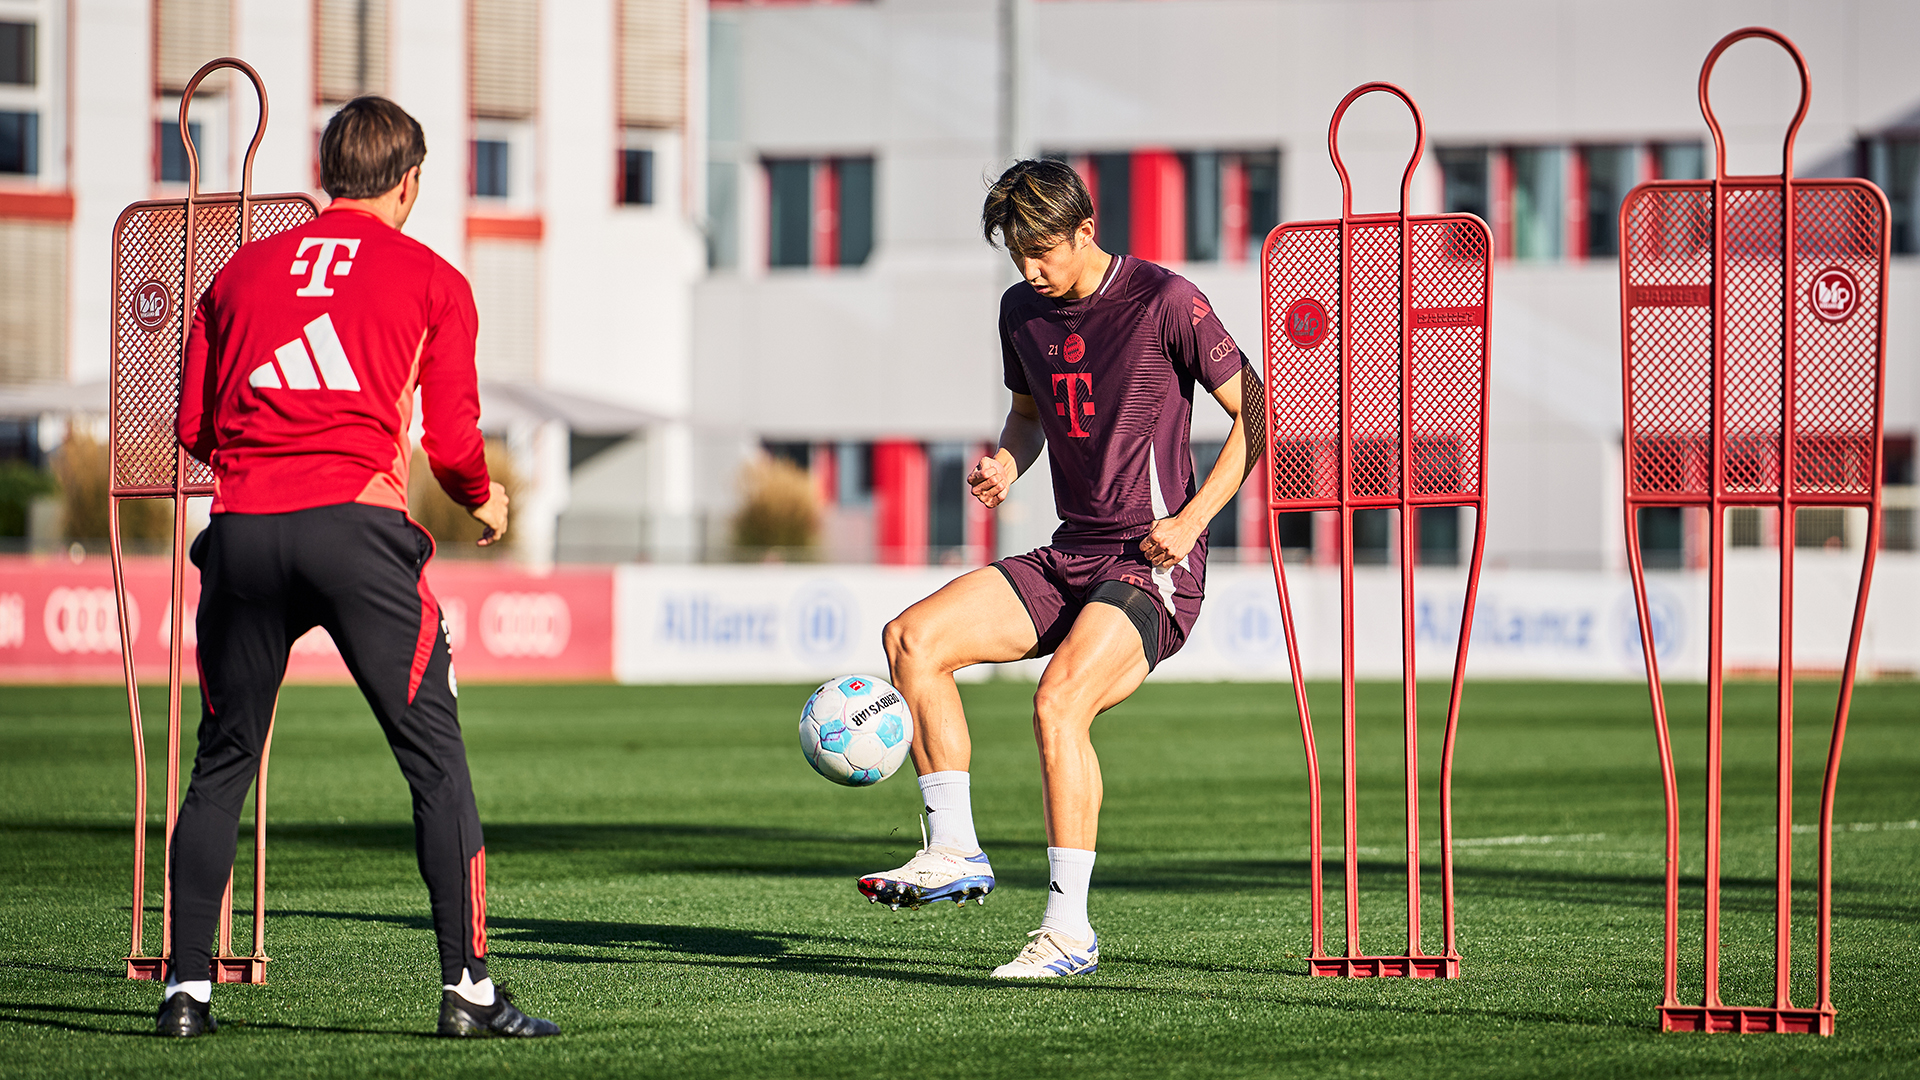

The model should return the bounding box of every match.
[1030,601,1149,850]
[886,566,1039,775]
[860,567,1037,909]
[994,600,1149,979]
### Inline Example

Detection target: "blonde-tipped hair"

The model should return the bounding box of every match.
[982,159,1095,257]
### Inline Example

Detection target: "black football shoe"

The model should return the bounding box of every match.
[155,993,218,1038]
[437,989,561,1038]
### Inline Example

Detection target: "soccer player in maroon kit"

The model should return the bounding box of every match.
[860,159,1263,977]
[158,97,558,1038]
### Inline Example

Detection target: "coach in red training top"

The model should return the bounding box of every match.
[161,97,557,1040]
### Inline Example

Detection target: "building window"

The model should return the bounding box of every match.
[0,218,67,383]
[1862,136,1920,255]
[471,0,537,121]
[1796,508,1847,549]
[620,0,686,129]
[765,156,875,269]
[763,441,810,471]
[0,111,36,175]
[707,160,739,268]
[1653,141,1706,181]
[473,139,510,198]
[928,442,968,561]
[1418,507,1460,566]
[1090,152,1130,255]
[1353,508,1392,565]
[156,0,230,93]
[1638,507,1683,569]
[1580,145,1639,258]
[1274,512,1313,556]
[1510,147,1564,261]
[316,0,389,102]
[766,158,811,267]
[836,441,873,506]
[836,157,874,266]
[1438,147,1490,220]
[620,148,654,205]
[1183,153,1221,262]
[0,21,34,86]
[155,120,202,183]
[1049,149,1280,264]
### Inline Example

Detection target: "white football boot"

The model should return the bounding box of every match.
[857,821,994,909]
[991,927,1100,979]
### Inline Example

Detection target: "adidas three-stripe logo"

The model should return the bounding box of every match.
[249,313,361,392]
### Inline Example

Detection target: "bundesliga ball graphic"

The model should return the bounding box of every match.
[799,674,913,786]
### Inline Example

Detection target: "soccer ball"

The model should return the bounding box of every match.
[799,674,913,786]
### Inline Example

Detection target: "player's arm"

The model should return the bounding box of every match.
[1140,366,1263,569]
[177,294,220,464]
[969,392,1044,509]
[419,264,509,545]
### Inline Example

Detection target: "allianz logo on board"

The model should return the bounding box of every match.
[659,594,781,649]
[655,585,856,658]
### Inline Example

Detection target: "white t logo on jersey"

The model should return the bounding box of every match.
[289,238,362,297]
[247,313,362,392]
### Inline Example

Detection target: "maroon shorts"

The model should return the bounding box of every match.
[993,544,1206,669]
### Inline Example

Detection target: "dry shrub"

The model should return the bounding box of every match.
[52,428,173,541]
[407,439,521,555]
[731,456,820,557]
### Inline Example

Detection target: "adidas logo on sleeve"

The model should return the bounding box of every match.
[249,313,361,392]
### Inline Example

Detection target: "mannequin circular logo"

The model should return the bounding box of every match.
[1809,266,1861,323]
[1283,297,1328,348]
[133,280,172,332]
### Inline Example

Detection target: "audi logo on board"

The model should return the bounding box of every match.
[45,588,137,655]
[478,592,571,658]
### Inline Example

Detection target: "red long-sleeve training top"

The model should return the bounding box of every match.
[179,204,491,515]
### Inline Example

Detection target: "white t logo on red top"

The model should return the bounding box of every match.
[290,238,362,297]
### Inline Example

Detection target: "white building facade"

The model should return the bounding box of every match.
[0,0,706,562]
[698,0,1920,573]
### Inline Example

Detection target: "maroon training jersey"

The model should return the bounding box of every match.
[999,254,1250,553]
[179,204,490,516]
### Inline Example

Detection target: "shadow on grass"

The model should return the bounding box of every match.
[0,998,449,1039]
[0,1001,152,1037]
[14,819,1913,933]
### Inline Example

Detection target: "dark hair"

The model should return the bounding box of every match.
[982,159,1095,257]
[319,97,427,200]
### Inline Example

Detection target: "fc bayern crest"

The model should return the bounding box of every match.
[1283,297,1329,348]
[1809,266,1860,323]
[133,280,172,332]
[1062,333,1085,365]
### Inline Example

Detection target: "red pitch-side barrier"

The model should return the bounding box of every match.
[1261,84,1491,978]
[0,555,615,683]
[1620,28,1888,1037]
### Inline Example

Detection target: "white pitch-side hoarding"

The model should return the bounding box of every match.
[614,554,1918,684]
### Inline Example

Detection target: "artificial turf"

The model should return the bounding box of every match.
[1,678,1916,1078]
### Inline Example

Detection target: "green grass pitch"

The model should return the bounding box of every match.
[2,679,1917,1078]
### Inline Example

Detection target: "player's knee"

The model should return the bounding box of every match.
[1030,682,1086,743]
[883,612,941,672]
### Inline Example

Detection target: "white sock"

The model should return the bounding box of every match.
[1040,847,1096,942]
[918,771,980,853]
[164,978,211,1004]
[444,969,495,1007]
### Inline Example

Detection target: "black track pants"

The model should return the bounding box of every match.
[168,503,488,987]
